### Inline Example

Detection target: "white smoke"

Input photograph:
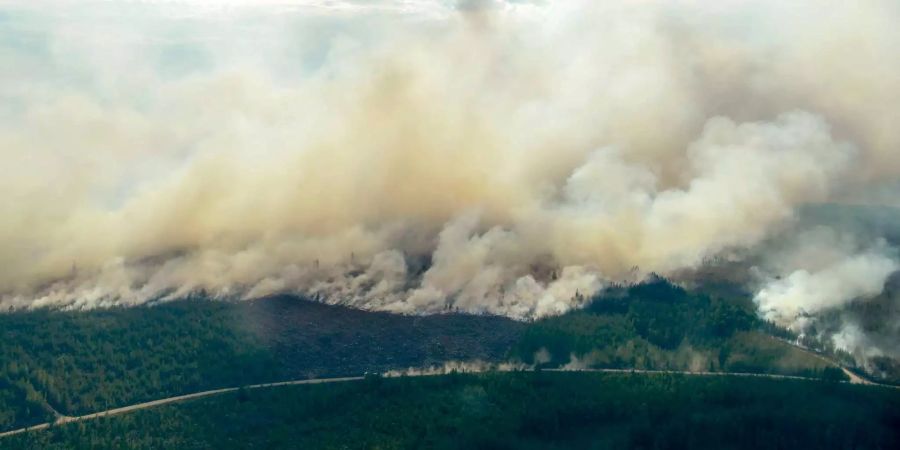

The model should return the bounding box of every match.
[383,360,530,377]
[750,227,898,333]
[755,252,898,330]
[1,0,899,341]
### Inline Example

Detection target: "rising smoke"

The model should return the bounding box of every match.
[2,1,900,363]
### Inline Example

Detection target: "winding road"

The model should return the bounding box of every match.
[2,363,896,440]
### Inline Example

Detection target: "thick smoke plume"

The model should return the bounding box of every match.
[2,1,900,362]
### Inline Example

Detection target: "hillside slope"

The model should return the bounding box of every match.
[0,296,523,429]
[0,280,862,433]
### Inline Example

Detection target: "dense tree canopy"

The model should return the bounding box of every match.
[5,372,898,449]
[512,279,837,378]
[0,296,521,429]
[0,279,855,436]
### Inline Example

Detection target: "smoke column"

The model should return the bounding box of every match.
[2,0,900,362]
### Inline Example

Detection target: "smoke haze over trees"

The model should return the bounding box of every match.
[2,1,900,368]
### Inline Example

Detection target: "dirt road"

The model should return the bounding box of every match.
[0,376,363,439]
[2,363,897,439]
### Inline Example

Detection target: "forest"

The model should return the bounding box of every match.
[0,296,522,431]
[5,371,898,449]
[511,278,846,379]
[0,279,853,434]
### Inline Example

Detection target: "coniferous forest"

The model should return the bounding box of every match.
[5,371,899,449]
[1,280,893,449]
